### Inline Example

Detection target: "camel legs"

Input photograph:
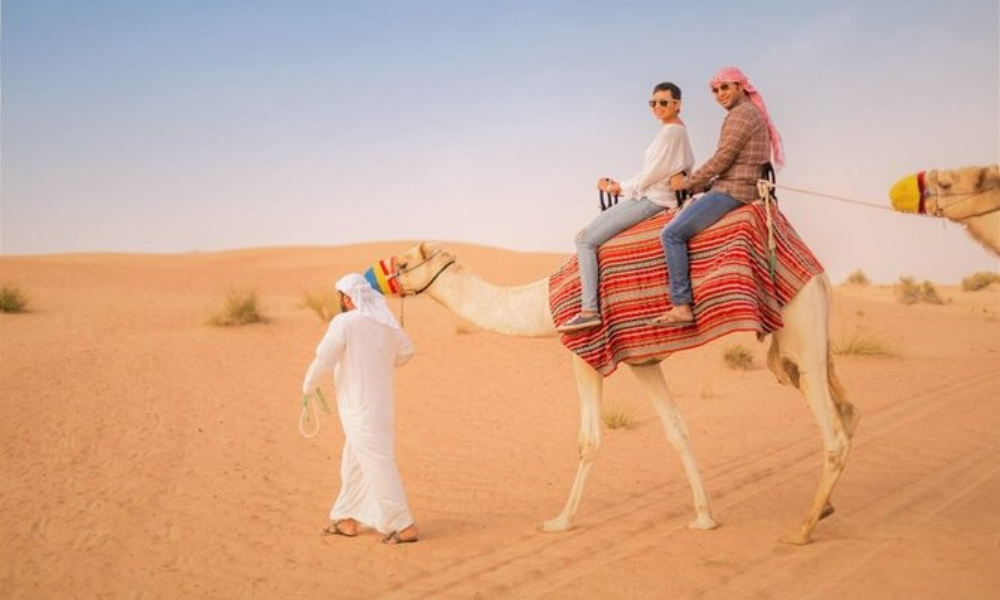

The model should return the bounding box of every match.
[540,355,718,533]
[770,275,854,545]
[630,363,718,530]
[540,354,603,532]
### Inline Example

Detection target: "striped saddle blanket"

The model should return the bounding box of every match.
[549,203,824,376]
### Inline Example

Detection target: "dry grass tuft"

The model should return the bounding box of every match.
[601,406,634,430]
[0,283,29,313]
[300,288,341,322]
[210,288,266,326]
[961,271,1000,292]
[722,345,754,370]
[842,269,870,286]
[834,330,894,357]
[896,276,945,305]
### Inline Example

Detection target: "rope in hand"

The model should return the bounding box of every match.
[298,388,332,438]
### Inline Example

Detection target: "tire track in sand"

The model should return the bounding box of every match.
[372,370,999,600]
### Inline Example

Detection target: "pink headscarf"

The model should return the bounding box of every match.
[710,67,785,169]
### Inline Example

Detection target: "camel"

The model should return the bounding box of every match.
[889,164,1000,255]
[388,241,857,544]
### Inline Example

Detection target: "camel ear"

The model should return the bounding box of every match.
[420,241,443,259]
[982,165,1000,190]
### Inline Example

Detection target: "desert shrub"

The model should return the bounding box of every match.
[300,288,340,322]
[842,269,870,286]
[0,283,29,313]
[833,331,894,357]
[961,271,1000,292]
[920,281,944,304]
[601,406,634,430]
[210,288,266,326]
[722,345,754,370]
[896,277,920,305]
[896,277,944,305]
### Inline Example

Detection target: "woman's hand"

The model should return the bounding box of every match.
[669,173,687,191]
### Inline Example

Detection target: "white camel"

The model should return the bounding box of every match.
[890,164,1000,255]
[390,241,857,544]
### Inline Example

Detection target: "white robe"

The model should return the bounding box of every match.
[302,310,415,533]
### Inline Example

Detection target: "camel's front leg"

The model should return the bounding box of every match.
[630,363,718,530]
[540,354,603,533]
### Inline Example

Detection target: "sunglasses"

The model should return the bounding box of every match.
[648,99,676,108]
[711,83,734,94]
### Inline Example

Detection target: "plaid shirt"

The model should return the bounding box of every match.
[685,96,771,204]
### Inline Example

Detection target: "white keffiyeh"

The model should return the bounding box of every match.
[335,273,402,332]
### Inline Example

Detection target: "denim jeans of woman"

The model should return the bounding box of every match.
[575,197,665,313]
[659,190,743,306]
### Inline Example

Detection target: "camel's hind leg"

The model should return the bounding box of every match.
[631,363,718,530]
[771,275,854,545]
[540,354,603,532]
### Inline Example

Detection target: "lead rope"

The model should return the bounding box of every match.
[757,179,778,279]
[298,388,331,438]
[770,183,897,212]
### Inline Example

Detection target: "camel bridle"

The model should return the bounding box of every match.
[917,170,999,219]
[389,249,456,297]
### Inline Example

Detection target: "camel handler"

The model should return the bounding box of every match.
[302,273,419,544]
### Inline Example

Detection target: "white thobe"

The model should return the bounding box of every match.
[302,310,416,534]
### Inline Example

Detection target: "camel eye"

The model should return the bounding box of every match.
[397,261,408,269]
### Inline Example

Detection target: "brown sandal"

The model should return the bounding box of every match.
[649,311,695,327]
[381,530,418,545]
[321,520,357,537]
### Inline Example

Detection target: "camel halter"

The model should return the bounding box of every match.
[364,249,456,326]
[913,170,998,219]
[392,250,457,297]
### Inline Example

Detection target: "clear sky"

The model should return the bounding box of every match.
[2,0,998,283]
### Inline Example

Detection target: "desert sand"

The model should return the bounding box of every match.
[1,242,999,600]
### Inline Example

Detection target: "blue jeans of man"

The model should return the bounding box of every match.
[575,197,664,313]
[659,190,743,306]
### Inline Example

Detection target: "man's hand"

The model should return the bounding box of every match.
[597,177,621,195]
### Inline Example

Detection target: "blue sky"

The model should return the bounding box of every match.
[2,0,998,283]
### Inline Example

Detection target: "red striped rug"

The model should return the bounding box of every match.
[549,203,824,376]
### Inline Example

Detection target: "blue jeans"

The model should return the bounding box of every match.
[575,197,665,313]
[659,191,743,306]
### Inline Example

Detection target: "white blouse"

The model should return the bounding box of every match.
[618,123,695,208]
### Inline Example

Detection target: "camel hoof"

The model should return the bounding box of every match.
[688,515,720,530]
[820,502,836,520]
[778,531,813,546]
[538,517,573,533]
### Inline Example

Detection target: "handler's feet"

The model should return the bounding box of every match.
[322,518,359,537]
[650,305,695,327]
[382,524,419,545]
[557,311,601,333]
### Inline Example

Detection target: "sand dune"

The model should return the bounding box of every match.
[2,243,998,599]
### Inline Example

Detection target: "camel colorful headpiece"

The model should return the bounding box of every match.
[888,171,927,214]
[710,66,785,169]
[363,257,403,296]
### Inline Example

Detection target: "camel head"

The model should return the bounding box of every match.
[371,241,456,296]
[889,165,1000,220]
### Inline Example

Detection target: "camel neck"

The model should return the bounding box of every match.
[426,263,556,337]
